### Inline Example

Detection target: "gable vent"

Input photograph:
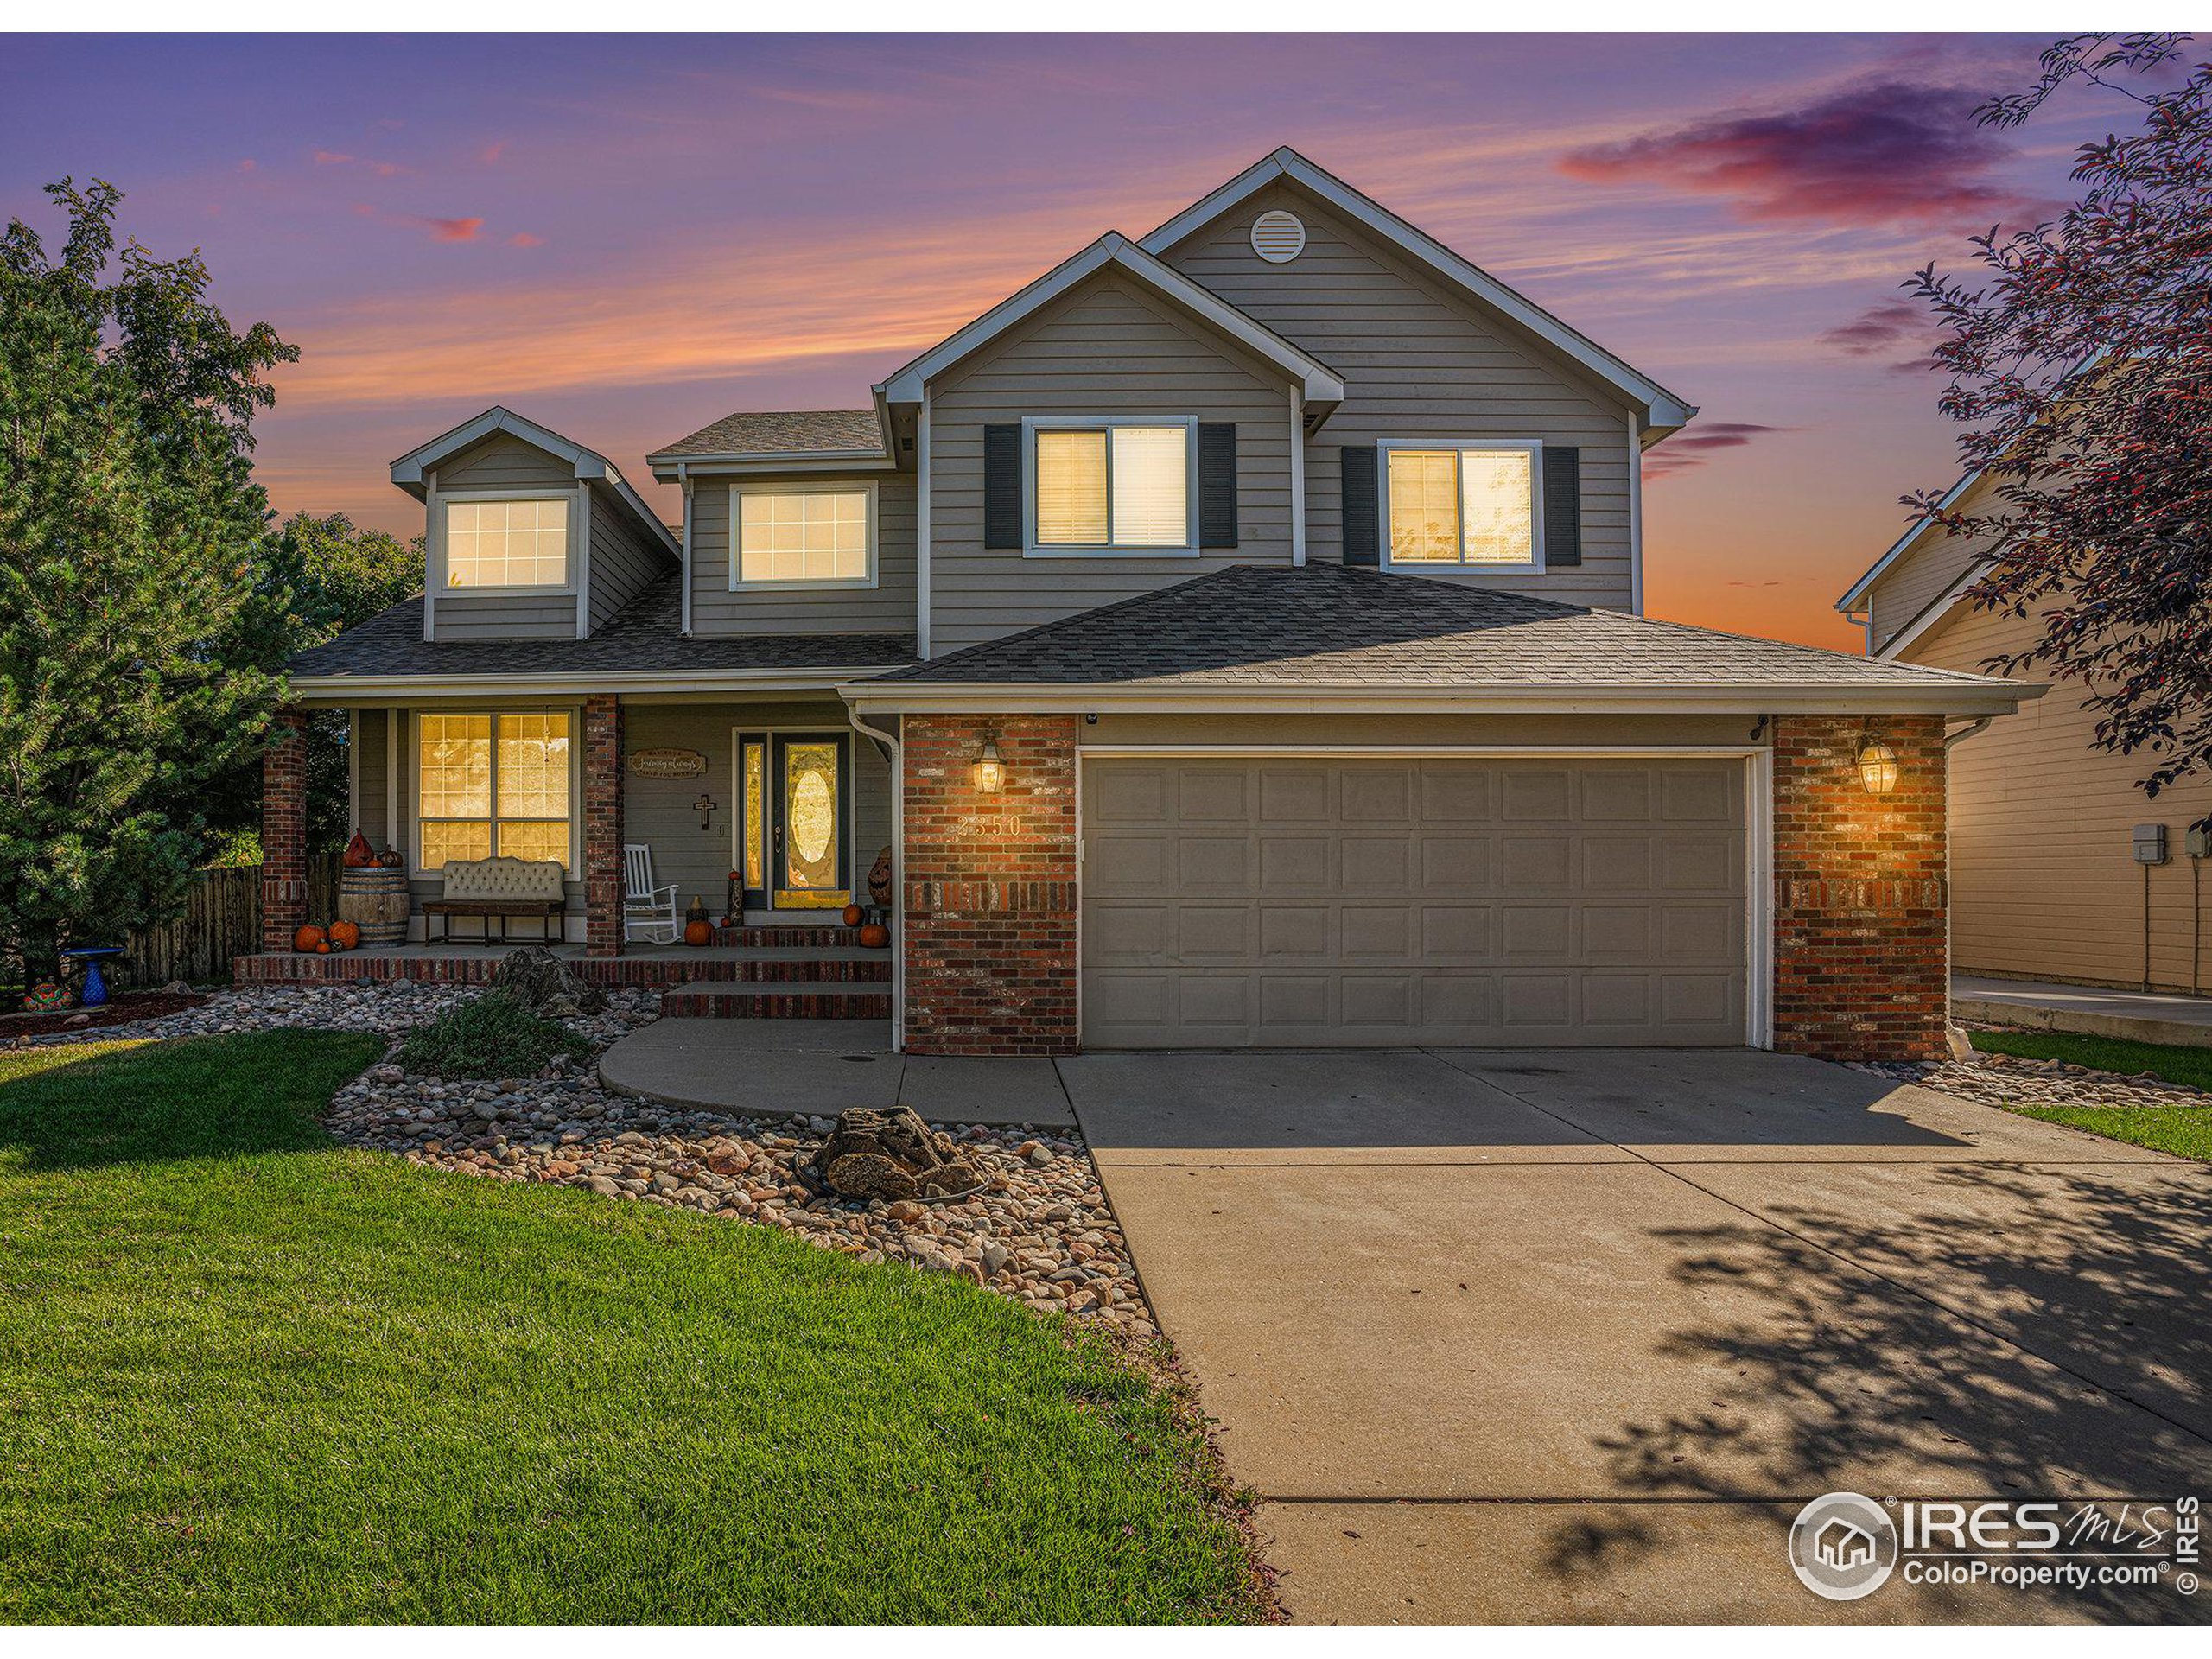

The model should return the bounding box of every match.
[1249,209,1306,264]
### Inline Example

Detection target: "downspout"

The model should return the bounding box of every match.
[1626,410,1643,616]
[847,703,904,1052]
[916,391,932,659]
[677,462,693,637]
[1941,715,1996,1034]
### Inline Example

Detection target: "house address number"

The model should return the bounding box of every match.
[627,747,707,779]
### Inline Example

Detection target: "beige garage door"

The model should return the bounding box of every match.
[1081,753,1747,1048]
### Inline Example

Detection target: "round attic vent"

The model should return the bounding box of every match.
[1250,209,1306,264]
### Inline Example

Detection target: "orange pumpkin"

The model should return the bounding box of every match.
[842,903,864,928]
[315,941,331,954]
[327,919,361,950]
[857,922,890,949]
[293,924,325,952]
[684,918,713,946]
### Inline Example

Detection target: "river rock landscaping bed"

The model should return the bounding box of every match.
[1916,1046,2212,1116]
[10,976,1154,1333]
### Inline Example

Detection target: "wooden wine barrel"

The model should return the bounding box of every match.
[338,865,410,946]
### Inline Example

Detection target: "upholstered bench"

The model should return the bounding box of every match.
[421,855,567,944]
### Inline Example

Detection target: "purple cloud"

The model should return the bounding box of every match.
[1559,79,2043,227]
[1645,422,1793,480]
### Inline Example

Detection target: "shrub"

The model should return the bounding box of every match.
[395,991,590,1080]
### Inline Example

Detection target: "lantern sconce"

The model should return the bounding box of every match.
[693,792,718,830]
[1856,731,1899,796]
[973,736,1005,794]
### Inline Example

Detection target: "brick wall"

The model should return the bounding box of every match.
[259,708,309,950]
[1772,714,1948,1061]
[583,695,624,957]
[902,714,1078,1055]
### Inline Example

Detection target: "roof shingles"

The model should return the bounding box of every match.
[650,409,883,461]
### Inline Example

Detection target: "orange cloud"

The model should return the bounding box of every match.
[481,141,507,164]
[507,232,543,247]
[312,149,353,165]
[423,216,483,242]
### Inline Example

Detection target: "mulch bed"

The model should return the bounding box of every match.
[0,989,209,1038]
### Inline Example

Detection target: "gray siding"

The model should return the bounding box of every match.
[1866,474,1999,653]
[587,479,670,632]
[621,702,892,914]
[354,709,391,849]
[430,593,576,641]
[437,431,575,490]
[689,471,917,638]
[927,270,1295,654]
[1159,181,1639,610]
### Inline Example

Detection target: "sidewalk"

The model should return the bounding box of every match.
[1954,974,2212,1048]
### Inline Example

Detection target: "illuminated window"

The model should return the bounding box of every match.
[417,712,571,871]
[444,497,570,588]
[1384,444,1539,568]
[735,487,873,585]
[1032,421,1192,550]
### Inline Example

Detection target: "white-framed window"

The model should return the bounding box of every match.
[1378,440,1543,571]
[1023,416,1198,556]
[416,711,574,874]
[441,493,574,590]
[730,482,877,588]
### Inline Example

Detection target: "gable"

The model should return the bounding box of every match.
[1862,471,2005,657]
[437,429,578,491]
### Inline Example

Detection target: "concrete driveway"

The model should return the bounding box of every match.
[1060,1048,2212,1624]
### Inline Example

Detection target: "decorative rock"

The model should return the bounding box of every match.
[810,1105,986,1202]
[491,947,606,1017]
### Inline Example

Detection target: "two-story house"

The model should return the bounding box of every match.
[265,148,2028,1061]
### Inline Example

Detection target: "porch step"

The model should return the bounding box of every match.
[703,947,891,985]
[710,925,879,949]
[664,980,893,1020]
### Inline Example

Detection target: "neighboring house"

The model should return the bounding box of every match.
[264,147,2027,1060]
[1839,471,2212,996]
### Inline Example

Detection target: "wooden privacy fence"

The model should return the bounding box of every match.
[117,852,341,986]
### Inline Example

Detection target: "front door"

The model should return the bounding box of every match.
[734,732,852,912]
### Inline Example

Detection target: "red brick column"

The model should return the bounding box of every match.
[259,708,310,950]
[902,714,1078,1055]
[1771,715,1948,1061]
[583,695,624,957]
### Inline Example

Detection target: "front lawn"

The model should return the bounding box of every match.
[1967,1029,2212,1162]
[0,1033,1263,1624]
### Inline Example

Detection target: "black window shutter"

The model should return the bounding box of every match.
[1198,423,1237,548]
[1543,447,1581,566]
[1339,446,1380,566]
[983,423,1021,550]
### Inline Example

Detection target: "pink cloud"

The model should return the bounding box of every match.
[1644,422,1794,480]
[508,231,543,247]
[481,141,507,164]
[238,158,257,173]
[369,161,411,178]
[423,216,484,243]
[1559,79,2045,228]
[312,149,354,165]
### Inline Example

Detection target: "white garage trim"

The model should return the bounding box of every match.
[1075,744,1775,1050]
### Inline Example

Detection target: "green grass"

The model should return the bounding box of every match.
[1967,1029,2212,1162]
[392,991,590,1079]
[0,1033,1262,1624]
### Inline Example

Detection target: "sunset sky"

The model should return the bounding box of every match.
[3,31,2138,648]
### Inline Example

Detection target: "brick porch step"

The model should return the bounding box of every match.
[709,925,877,949]
[664,981,893,1020]
[710,947,891,985]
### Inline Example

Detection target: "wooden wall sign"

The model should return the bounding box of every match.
[628,747,707,779]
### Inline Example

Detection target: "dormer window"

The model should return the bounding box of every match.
[732,483,877,588]
[1024,416,1197,556]
[442,495,572,589]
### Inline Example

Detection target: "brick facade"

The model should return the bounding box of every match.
[1771,714,1948,1062]
[901,714,1079,1055]
[259,708,309,950]
[583,695,625,957]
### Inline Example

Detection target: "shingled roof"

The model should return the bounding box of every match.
[287,575,915,683]
[649,409,885,461]
[871,563,2026,704]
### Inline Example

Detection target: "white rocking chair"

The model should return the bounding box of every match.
[622,843,682,944]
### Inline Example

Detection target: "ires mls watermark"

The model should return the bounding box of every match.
[1789,1491,2202,1603]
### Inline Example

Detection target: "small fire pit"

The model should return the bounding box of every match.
[805,1105,987,1202]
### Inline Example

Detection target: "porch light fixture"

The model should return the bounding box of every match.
[973,737,1005,794]
[1857,740,1899,796]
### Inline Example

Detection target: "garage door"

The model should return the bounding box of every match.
[1080,753,1746,1048]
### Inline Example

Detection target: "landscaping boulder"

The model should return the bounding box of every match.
[490,947,605,1018]
[810,1105,985,1202]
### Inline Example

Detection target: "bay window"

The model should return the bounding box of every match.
[443,496,571,589]
[733,485,874,586]
[1382,441,1541,569]
[417,712,573,873]
[1027,417,1195,552]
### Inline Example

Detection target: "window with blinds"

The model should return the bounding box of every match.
[1032,421,1192,550]
[1383,444,1540,568]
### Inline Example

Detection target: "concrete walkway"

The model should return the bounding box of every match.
[596,1018,1076,1127]
[1066,1048,2212,1624]
[1956,973,2212,1048]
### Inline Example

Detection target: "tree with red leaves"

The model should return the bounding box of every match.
[1910,34,2212,822]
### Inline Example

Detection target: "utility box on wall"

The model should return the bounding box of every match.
[2133,823,2169,865]
[2188,824,2212,860]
